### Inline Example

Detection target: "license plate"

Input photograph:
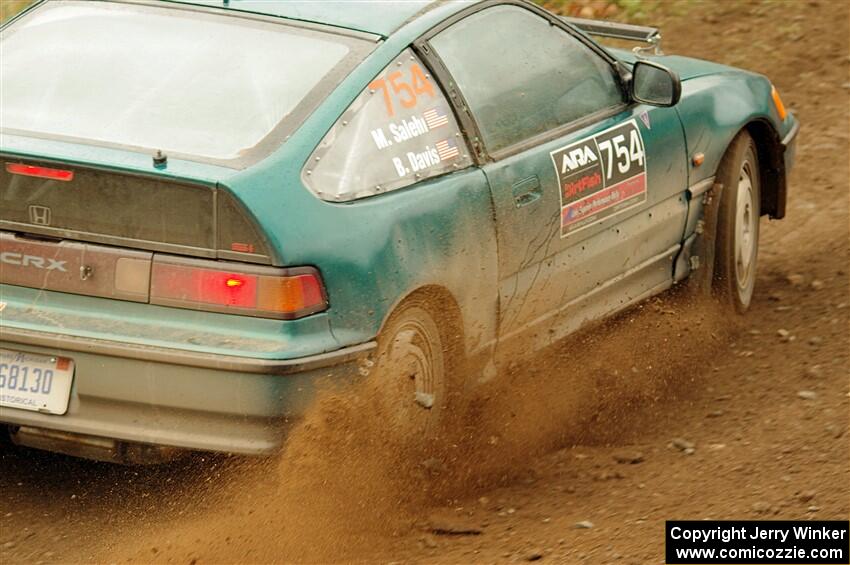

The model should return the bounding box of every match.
[0,349,74,415]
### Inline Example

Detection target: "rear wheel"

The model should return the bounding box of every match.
[373,297,451,442]
[714,131,761,312]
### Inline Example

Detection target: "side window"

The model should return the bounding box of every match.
[303,48,472,202]
[430,6,624,154]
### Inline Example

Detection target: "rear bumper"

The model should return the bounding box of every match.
[3,325,375,374]
[0,327,375,456]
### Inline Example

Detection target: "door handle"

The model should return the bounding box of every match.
[512,176,542,208]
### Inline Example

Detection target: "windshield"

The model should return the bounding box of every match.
[0,1,369,164]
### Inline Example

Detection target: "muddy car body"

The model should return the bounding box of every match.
[0,0,798,462]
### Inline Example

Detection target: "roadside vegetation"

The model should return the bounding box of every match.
[537,0,692,22]
[2,0,32,23]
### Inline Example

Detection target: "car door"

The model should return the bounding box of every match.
[422,2,688,354]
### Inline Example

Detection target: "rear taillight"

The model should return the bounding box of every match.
[6,162,74,182]
[150,257,327,319]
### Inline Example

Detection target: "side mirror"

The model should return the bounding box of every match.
[631,60,681,107]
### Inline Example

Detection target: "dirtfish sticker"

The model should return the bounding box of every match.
[550,119,647,237]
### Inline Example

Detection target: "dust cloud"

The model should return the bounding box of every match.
[110,290,734,563]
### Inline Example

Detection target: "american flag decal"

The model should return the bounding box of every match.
[423,107,449,129]
[436,138,460,161]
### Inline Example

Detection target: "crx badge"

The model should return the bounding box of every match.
[28,205,52,226]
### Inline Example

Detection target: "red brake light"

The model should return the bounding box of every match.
[6,163,74,182]
[150,257,327,319]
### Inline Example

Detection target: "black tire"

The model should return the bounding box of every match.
[714,131,761,313]
[372,295,453,441]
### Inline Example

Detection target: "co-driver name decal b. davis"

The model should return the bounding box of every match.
[550,119,647,237]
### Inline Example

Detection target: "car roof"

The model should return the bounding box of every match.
[159,0,452,37]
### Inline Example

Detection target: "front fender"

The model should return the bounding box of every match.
[675,72,796,218]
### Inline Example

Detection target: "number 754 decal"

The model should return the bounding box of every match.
[550,119,647,237]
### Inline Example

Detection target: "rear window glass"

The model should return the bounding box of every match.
[0,1,370,164]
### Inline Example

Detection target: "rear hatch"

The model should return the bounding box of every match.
[1,157,272,263]
[1,0,370,321]
[0,0,372,270]
[1,151,328,328]
[0,155,278,305]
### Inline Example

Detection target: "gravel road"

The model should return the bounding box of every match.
[1,1,847,563]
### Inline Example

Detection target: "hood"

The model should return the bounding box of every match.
[610,48,743,81]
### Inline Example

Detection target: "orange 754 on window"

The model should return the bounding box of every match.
[369,63,434,117]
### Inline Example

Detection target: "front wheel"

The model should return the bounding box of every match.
[714,131,761,313]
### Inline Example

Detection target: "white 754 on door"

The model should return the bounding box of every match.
[597,129,645,178]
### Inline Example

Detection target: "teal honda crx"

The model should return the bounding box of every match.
[0,0,797,463]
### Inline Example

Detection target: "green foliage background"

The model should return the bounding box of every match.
[2,0,34,23]
[0,0,32,22]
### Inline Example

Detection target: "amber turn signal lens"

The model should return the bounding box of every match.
[771,85,787,121]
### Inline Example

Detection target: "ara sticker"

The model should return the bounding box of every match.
[639,111,651,129]
[550,119,647,237]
